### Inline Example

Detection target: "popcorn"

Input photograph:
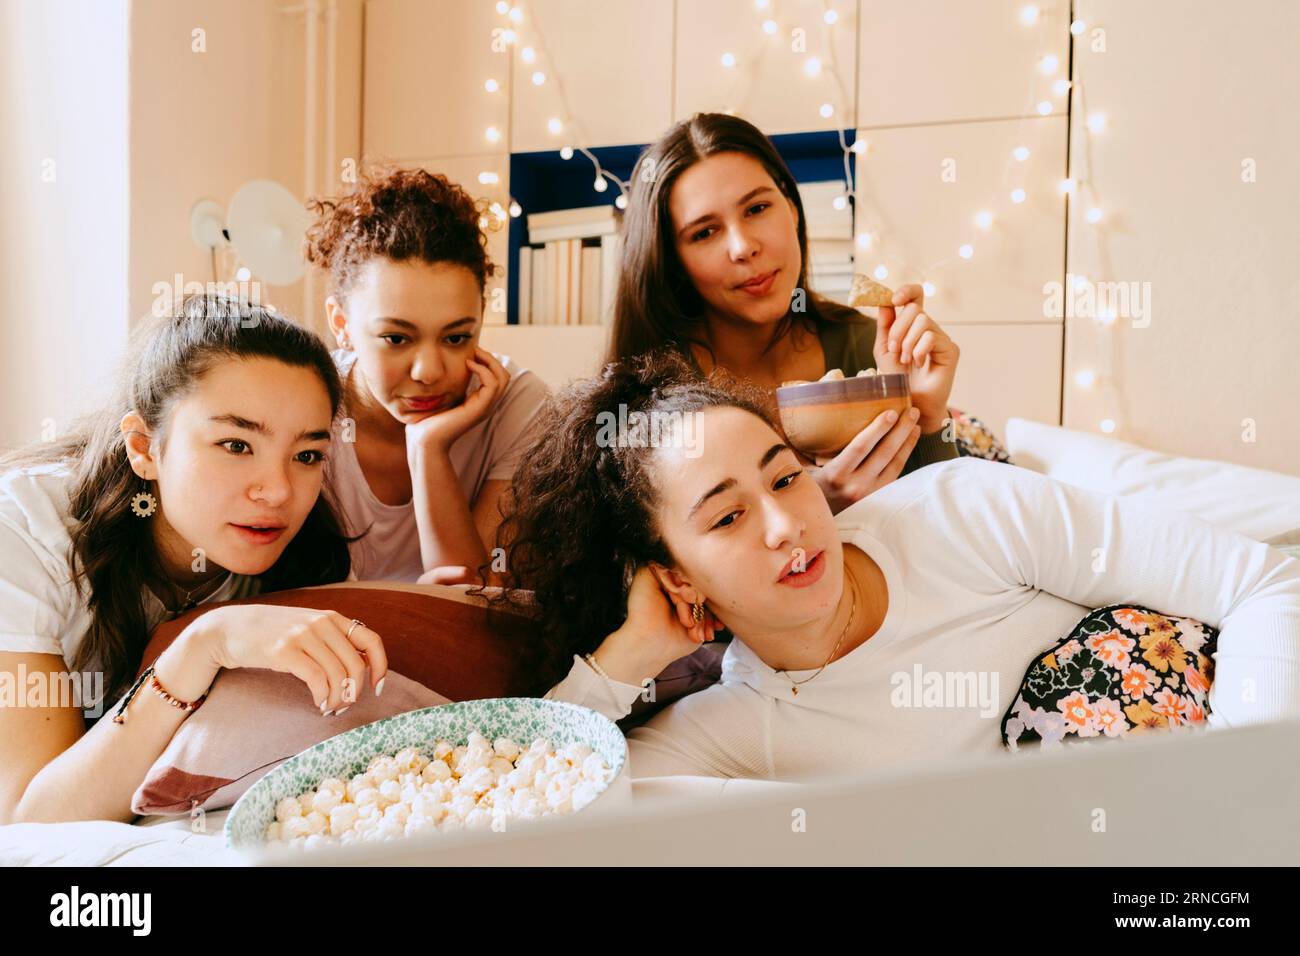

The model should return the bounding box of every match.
[264,732,614,849]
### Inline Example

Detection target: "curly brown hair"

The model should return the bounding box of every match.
[482,349,775,689]
[304,165,497,298]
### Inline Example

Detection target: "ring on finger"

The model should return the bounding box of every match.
[346,618,365,640]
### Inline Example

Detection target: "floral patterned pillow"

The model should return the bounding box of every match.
[948,406,1012,463]
[1001,604,1218,751]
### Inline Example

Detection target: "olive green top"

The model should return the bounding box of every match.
[685,296,959,476]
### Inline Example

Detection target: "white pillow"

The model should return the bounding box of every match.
[1004,418,1300,545]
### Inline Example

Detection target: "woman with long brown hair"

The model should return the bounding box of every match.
[611,112,962,514]
[0,294,388,824]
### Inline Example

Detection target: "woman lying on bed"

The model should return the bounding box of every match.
[0,295,388,825]
[493,351,1300,779]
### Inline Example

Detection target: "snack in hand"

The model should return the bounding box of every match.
[848,274,896,309]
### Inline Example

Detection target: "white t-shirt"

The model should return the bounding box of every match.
[547,457,1300,779]
[0,464,257,710]
[327,349,549,582]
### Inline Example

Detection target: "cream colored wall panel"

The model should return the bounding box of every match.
[854,116,1066,326]
[947,323,1063,440]
[1063,0,1300,475]
[364,0,509,160]
[511,0,673,151]
[674,0,857,134]
[480,325,610,387]
[407,155,512,324]
[858,0,1071,127]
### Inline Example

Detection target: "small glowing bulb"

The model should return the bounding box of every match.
[855,232,872,250]
[1059,177,1077,194]
[615,194,628,210]
[1053,78,1071,96]
[1039,54,1058,74]
[851,139,868,155]
[508,201,522,218]
[495,1,508,13]
[489,202,505,218]
[594,176,608,193]
[1086,207,1104,224]
[1097,307,1117,326]
[1013,145,1030,161]
[1071,19,1086,35]
[1036,100,1053,115]
[531,71,546,85]
[922,281,936,297]
[762,19,777,35]
[1073,274,1089,292]
[1011,188,1027,204]
[832,194,848,211]
[501,28,516,44]
[478,171,499,185]
[521,46,536,64]
[547,117,563,135]
[974,210,993,230]
[484,78,499,93]
[1020,5,1039,26]
[958,244,974,259]
[1099,418,1116,434]
[721,52,736,68]
[824,9,838,25]
[236,266,251,281]
[508,6,522,24]
[1087,112,1107,133]
[485,125,501,143]
[1075,369,1097,388]
[819,103,834,118]
[478,216,488,229]
[559,144,574,159]
[873,265,889,281]
[755,0,770,9]
[804,56,822,77]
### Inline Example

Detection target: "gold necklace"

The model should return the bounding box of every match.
[778,565,859,695]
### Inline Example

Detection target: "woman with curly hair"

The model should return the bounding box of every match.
[305,166,549,584]
[500,351,1300,779]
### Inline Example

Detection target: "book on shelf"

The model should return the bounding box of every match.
[514,232,621,326]
[516,246,532,325]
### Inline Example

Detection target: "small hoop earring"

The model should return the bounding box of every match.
[692,602,704,624]
[130,482,158,518]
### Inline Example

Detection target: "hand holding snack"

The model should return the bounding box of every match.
[850,276,961,434]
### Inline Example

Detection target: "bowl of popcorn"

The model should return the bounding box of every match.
[224,697,628,853]
[776,367,912,459]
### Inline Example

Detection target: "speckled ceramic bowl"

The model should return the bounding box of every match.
[224,698,629,852]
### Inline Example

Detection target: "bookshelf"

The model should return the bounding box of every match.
[505,128,858,325]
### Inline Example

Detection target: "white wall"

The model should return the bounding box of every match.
[0,0,131,450]
[1064,0,1300,474]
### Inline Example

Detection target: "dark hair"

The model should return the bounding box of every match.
[1,294,353,707]
[609,112,847,366]
[484,349,773,688]
[304,164,498,299]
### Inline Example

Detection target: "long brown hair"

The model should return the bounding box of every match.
[0,294,353,707]
[609,112,845,366]
[481,349,772,689]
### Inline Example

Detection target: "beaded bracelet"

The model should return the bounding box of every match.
[111,665,207,724]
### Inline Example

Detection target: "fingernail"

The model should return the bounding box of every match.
[909,407,921,420]
[335,706,350,717]
[885,410,899,424]
[318,700,329,712]
[322,708,335,717]
[375,677,386,698]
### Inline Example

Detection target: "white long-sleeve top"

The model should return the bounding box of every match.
[546,457,1300,779]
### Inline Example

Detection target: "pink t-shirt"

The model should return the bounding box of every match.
[326,349,549,582]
